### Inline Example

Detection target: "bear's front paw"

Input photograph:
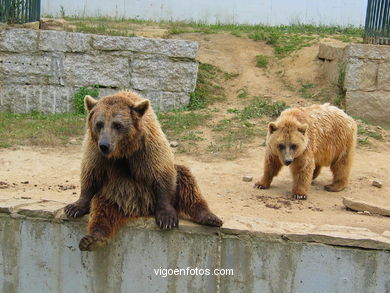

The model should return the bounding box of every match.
[197,211,223,227]
[293,194,307,200]
[155,208,178,229]
[64,200,90,218]
[254,182,270,189]
[79,234,108,251]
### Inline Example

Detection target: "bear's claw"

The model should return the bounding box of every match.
[293,194,307,200]
[79,234,107,251]
[200,213,223,227]
[155,208,178,229]
[64,201,90,218]
[254,182,270,189]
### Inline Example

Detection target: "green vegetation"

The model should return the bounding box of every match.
[73,85,99,114]
[54,16,364,58]
[256,55,270,68]
[187,63,226,110]
[0,112,85,148]
[157,112,210,136]
[358,124,383,145]
[238,97,288,120]
[237,87,249,99]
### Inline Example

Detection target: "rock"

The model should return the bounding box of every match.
[346,91,390,127]
[318,42,347,61]
[242,176,253,182]
[344,58,377,91]
[0,29,199,113]
[372,180,383,188]
[17,200,67,219]
[170,141,179,147]
[343,197,390,217]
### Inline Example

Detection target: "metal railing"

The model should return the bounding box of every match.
[0,0,40,24]
[365,0,390,45]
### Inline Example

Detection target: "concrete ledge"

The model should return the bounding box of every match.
[2,199,390,292]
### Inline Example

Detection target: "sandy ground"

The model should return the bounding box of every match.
[1,32,390,233]
[0,145,389,234]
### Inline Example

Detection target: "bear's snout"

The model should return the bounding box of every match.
[99,137,111,155]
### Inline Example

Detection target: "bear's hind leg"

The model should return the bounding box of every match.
[175,165,222,227]
[312,165,322,180]
[79,196,129,251]
[325,149,353,192]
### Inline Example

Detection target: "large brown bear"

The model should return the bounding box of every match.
[255,103,357,200]
[64,91,222,251]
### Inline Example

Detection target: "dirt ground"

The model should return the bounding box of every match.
[1,32,390,233]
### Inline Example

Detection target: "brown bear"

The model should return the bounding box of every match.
[64,91,222,251]
[254,103,357,200]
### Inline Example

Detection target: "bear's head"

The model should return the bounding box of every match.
[84,93,149,159]
[267,120,309,166]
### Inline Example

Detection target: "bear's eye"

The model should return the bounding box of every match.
[96,121,104,130]
[290,144,297,150]
[112,122,123,131]
[278,144,285,150]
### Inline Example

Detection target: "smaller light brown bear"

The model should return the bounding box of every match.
[255,103,357,200]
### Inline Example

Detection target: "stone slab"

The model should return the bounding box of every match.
[0,29,38,52]
[318,42,347,60]
[346,43,390,60]
[17,200,67,219]
[0,198,41,214]
[343,197,390,217]
[346,91,390,127]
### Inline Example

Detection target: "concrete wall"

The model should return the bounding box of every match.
[2,198,390,292]
[41,0,367,27]
[0,29,198,113]
[318,42,390,127]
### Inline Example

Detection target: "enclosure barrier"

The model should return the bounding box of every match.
[365,0,390,44]
[0,0,40,24]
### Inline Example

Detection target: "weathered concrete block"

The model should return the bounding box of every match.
[65,32,92,52]
[346,91,390,127]
[346,43,390,60]
[0,53,65,85]
[0,29,199,113]
[130,57,198,92]
[318,42,347,61]
[377,62,390,91]
[0,29,38,52]
[344,58,377,91]
[0,84,74,113]
[39,30,67,52]
[143,91,191,111]
[63,54,130,88]
[92,35,198,58]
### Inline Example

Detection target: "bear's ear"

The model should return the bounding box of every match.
[84,95,98,112]
[134,100,150,117]
[268,122,278,134]
[297,123,308,135]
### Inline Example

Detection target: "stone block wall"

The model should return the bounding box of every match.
[0,29,199,113]
[319,42,390,127]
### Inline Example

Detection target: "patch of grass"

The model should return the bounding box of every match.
[73,85,99,114]
[358,125,383,140]
[223,72,240,80]
[157,111,210,136]
[237,87,249,99]
[256,55,269,68]
[238,97,288,120]
[187,63,226,110]
[0,112,85,148]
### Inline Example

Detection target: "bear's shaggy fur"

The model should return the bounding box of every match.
[255,103,357,200]
[64,91,222,251]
